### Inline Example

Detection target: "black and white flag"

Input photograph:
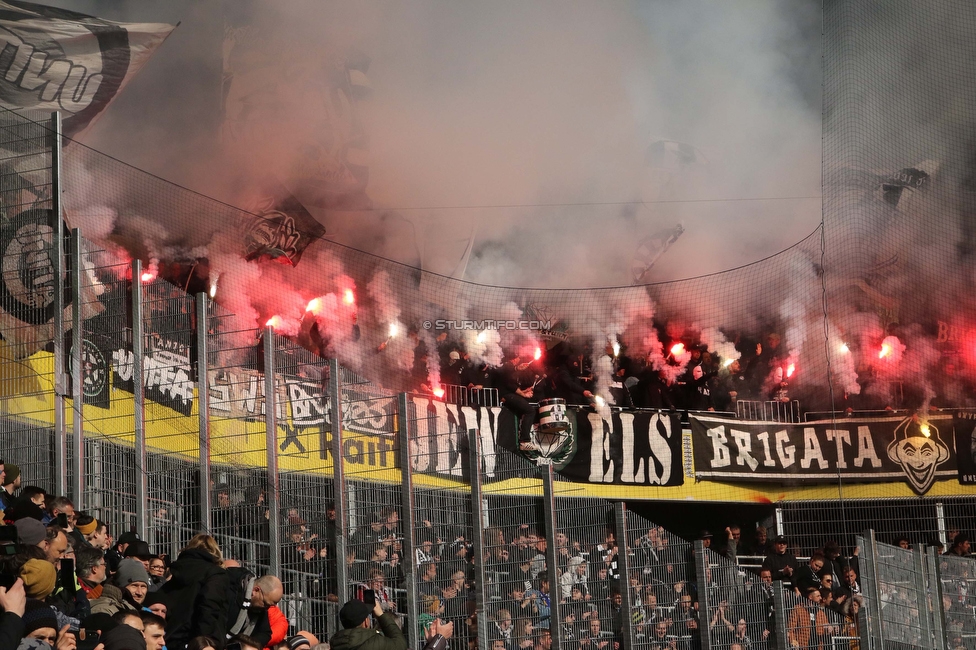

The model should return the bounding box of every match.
[0,0,174,138]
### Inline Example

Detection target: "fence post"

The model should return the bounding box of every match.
[131,260,147,538]
[858,530,884,650]
[541,464,562,650]
[69,229,83,508]
[396,393,419,650]
[695,540,713,650]
[772,581,788,650]
[613,503,634,650]
[51,111,67,498]
[327,359,349,598]
[263,326,281,578]
[195,293,211,533]
[467,427,489,650]
[914,545,935,650]
[927,547,947,650]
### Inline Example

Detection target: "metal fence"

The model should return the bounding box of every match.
[9,109,976,650]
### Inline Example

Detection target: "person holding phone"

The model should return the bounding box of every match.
[329,597,406,650]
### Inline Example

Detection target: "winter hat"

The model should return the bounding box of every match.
[287,636,311,650]
[21,599,57,636]
[76,517,98,536]
[123,540,152,559]
[14,518,46,545]
[2,464,20,486]
[338,600,372,629]
[102,623,147,650]
[20,559,57,599]
[115,558,150,587]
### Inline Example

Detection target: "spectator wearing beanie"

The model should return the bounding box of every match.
[90,559,147,616]
[329,599,405,650]
[20,559,56,600]
[20,598,58,647]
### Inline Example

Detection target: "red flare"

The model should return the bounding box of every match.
[266,315,281,329]
[433,387,445,398]
[670,343,685,356]
[343,288,355,305]
[879,342,892,359]
[534,347,542,361]
[140,271,154,283]
[306,297,322,314]
[786,363,795,378]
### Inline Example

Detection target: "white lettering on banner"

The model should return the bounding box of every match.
[775,430,795,467]
[731,429,759,471]
[707,427,731,468]
[756,431,776,467]
[588,412,610,482]
[286,379,326,426]
[645,412,673,485]
[112,349,133,381]
[826,430,851,469]
[801,428,828,469]
[619,412,636,483]
[435,400,464,477]
[243,375,261,415]
[854,426,882,468]
[698,420,900,476]
[209,383,231,413]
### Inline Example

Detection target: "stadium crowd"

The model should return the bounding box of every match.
[2,450,969,650]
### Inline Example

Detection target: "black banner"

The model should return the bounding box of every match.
[409,398,684,487]
[691,414,956,495]
[953,411,976,485]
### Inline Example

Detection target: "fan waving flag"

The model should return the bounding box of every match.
[0,0,175,138]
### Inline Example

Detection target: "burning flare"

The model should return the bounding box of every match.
[879,342,893,359]
[266,315,282,329]
[670,343,685,356]
[612,340,621,357]
[786,363,795,379]
[140,271,154,283]
[306,297,322,314]
[432,386,445,399]
[388,323,399,338]
[343,289,355,305]
[920,422,931,438]
[534,347,542,361]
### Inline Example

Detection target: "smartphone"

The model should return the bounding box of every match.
[0,573,17,589]
[361,588,376,606]
[73,630,100,650]
[59,559,76,594]
[56,513,69,529]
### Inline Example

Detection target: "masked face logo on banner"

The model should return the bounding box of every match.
[523,400,577,469]
[887,416,949,495]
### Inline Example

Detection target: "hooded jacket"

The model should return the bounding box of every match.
[158,548,230,649]
[329,612,407,650]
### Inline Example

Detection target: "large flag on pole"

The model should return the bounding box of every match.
[0,0,175,138]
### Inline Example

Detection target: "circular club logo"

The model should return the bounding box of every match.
[0,209,72,325]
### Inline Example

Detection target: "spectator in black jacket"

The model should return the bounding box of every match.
[159,534,230,650]
[761,535,798,589]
